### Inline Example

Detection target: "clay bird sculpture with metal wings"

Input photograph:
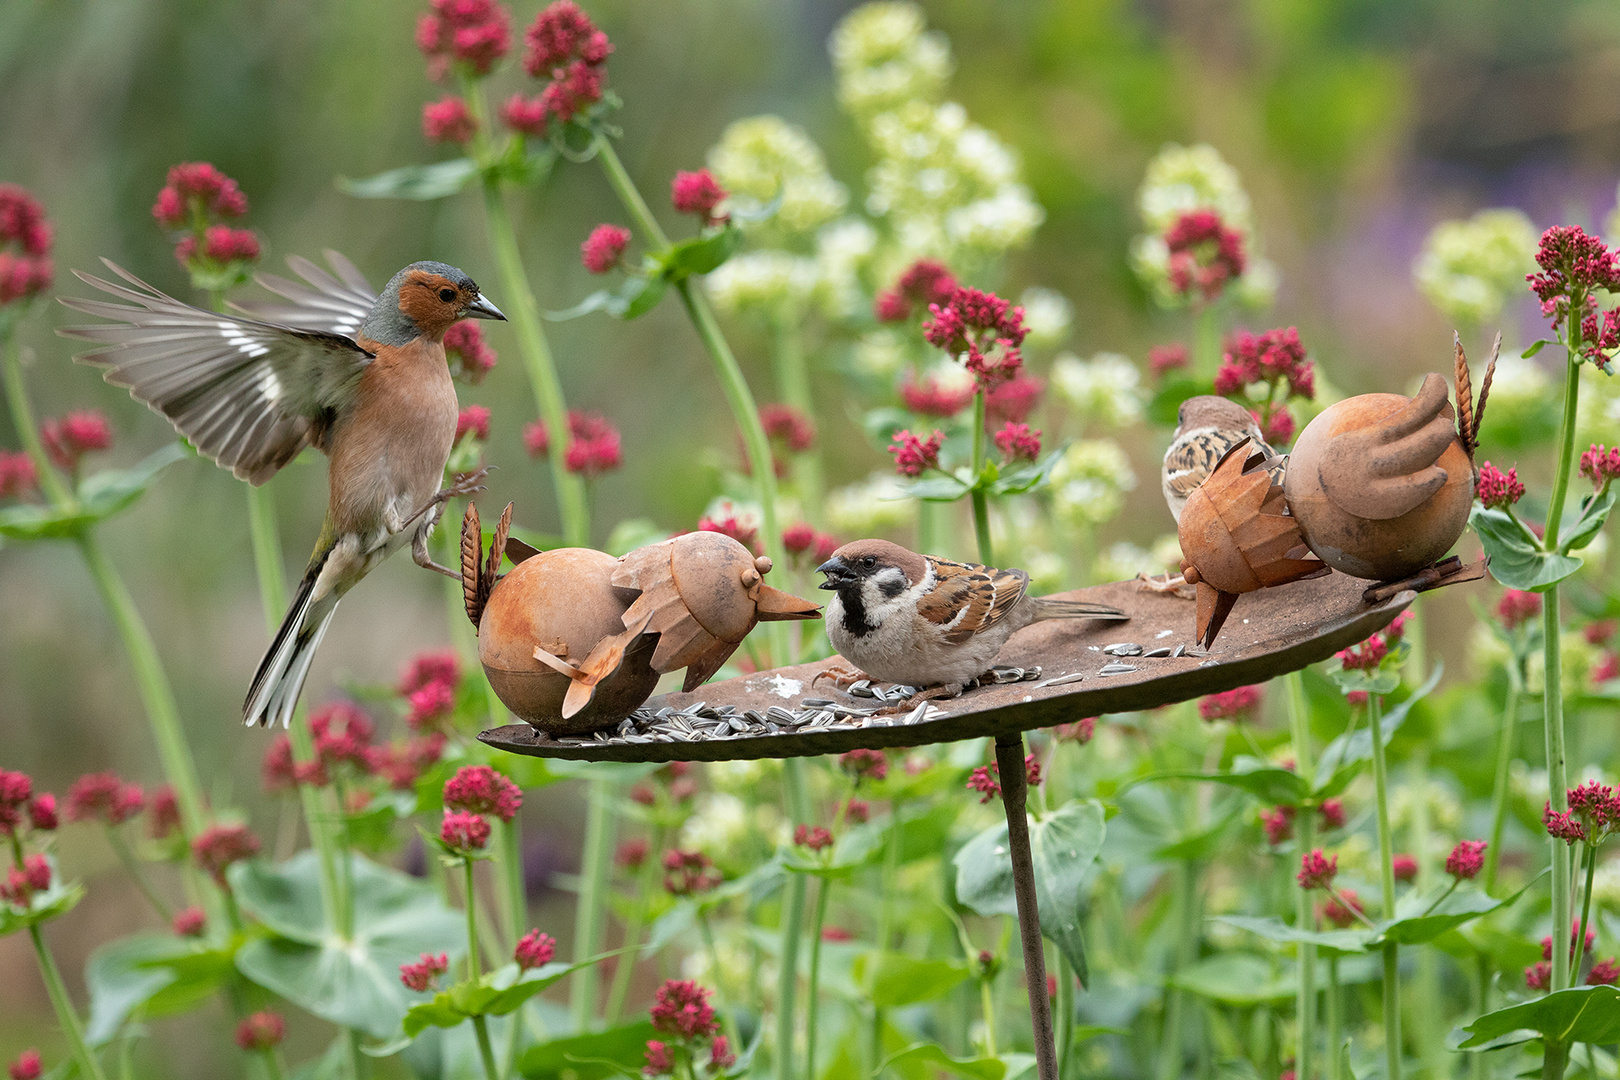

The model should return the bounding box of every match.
[58,252,505,728]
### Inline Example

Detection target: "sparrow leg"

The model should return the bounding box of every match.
[810,664,872,691]
[1136,571,1195,598]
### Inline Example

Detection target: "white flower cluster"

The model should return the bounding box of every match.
[1050,440,1136,528]
[826,470,916,534]
[1413,208,1538,327]
[1050,352,1144,431]
[708,116,849,236]
[1128,142,1275,310]
[828,1,952,121]
[706,250,820,321]
[1018,287,1072,349]
[813,218,879,319]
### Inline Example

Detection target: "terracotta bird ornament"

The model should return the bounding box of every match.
[59,252,506,728]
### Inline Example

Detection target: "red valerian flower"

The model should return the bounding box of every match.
[400,649,462,697]
[1391,853,1418,882]
[1528,226,1620,330]
[151,163,247,226]
[1053,717,1096,743]
[440,810,492,852]
[6,1050,41,1080]
[416,0,511,79]
[924,286,1027,390]
[874,259,958,322]
[1589,958,1620,986]
[581,224,631,274]
[708,1035,736,1070]
[400,951,450,992]
[1319,888,1364,928]
[888,428,943,477]
[523,420,550,458]
[1543,927,1597,961]
[1296,848,1337,890]
[444,765,523,823]
[697,513,757,553]
[616,837,649,870]
[372,733,448,790]
[501,93,549,136]
[1318,798,1346,831]
[524,0,612,123]
[445,321,497,383]
[41,411,113,471]
[192,823,261,884]
[993,422,1041,463]
[1544,802,1586,844]
[234,1011,286,1052]
[783,522,815,555]
[1525,961,1552,991]
[147,785,180,840]
[0,451,38,498]
[662,850,722,895]
[563,411,622,475]
[760,404,816,452]
[66,772,145,825]
[1216,326,1314,402]
[0,185,54,306]
[407,679,456,730]
[966,765,1000,803]
[1580,444,1620,489]
[1148,343,1189,379]
[0,253,54,306]
[845,799,869,824]
[1261,806,1294,846]
[1258,405,1294,444]
[1476,461,1525,508]
[201,226,260,263]
[455,405,490,446]
[515,928,557,969]
[1586,620,1617,646]
[1496,589,1541,629]
[172,906,207,937]
[1336,634,1388,672]
[1198,684,1261,722]
[422,97,478,144]
[643,1040,673,1076]
[900,372,976,417]
[0,770,31,836]
[985,374,1043,426]
[649,979,720,1039]
[262,735,297,793]
[794,824,833,851]
[671,169,727,224]
[1164,208,1246,303]
[309,701,376,774]
[1445,839,1487,880]
[821,926,855,942]
[25,792,56,833]
[839,748,888,782]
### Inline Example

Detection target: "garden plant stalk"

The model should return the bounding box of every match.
[1285,671,1316,1080]
[1368,693,1400,1080]
[31,923,109,1080]
[970,391,992,564]
[570,777,617,1030]
[1485,684,1520,892]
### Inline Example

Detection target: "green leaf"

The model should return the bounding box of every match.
[853,951,971,1007]
[953,800,1106,982]
[661,224,743,277]
[486,144,554,188]
[1562,485,1617,553]
[1312,664,1443,795]
[880,1044,1010,1079]
[233,851,463,1038]
[1472,505,1582,592]
[1143,759,1311,807]
[403,959,585,1037]
[988,444,1067,497]
[1214,915,1374,953]
[1170,953,1293,1005]
[899,474,972,502]
[546,275,666,322]
[1377,871,1543,946]
[0,443,187,541]
[1522,339,1552,358]
[0,856,82,935]
[1457,985,1620,1049]
[338,159,479,200]
[84,934,188,1045]
[519,1021,658,1078]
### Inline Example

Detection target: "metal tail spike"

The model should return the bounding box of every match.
[486,502,512,599]
[681,642,741,692]
[1195,581,1240,649]
[1454,332,1476,458]
[1473,332,1500,449]
[460,503,483,627]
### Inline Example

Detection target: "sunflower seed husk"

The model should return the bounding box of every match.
[1037,671,1086,688]
[1098,662,1137,676]
[1142,646,1172,658]
[1171,643,1187,658]
[767,706,797,723]
[847,681,875,698]
[1103,643,1143,656]
[800,697,834,708]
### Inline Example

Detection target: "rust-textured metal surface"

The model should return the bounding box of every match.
[1285,374,1474,580]
[480,570,1415,762]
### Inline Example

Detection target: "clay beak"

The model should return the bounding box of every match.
[754,584,823,621]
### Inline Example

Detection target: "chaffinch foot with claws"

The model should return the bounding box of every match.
[814,539,1127,699]
[59,252,505,728]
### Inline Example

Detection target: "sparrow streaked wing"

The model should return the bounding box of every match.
[59,260,373,484]
[918,556,1031,644]
[231,250,378,340]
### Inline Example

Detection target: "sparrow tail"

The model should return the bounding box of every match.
[1024,597,1129,622]
[243,544,340,728]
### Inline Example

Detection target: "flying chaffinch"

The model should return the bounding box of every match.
[59,252,505,728]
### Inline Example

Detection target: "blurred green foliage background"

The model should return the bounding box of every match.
[5,0,1620,1071]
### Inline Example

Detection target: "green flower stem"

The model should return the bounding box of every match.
[30,924,109,1080]
[803,874,831,1080]
[979,977,998,1057]
[1326,953,1341,1080]
[105,827,172,920]
[1409,749,1444,1080]
[916,501,940,556]
[1544,307,1585,990]
[255,1047,286,1080]
[606,823,666,1024]
[592,136,671,251]
[570,778,617,1030]
[770,316,824,516]
[970,391,992,565]
[1575,843,1598,980]
[1542,1039,1569,1080]
[1368,693,1400,1080]
[1286,673,1316,1080]
[1472,956,1489,1080]
[245,487,287,635]
[1,329,73,507]
[465,856,483,981]
[1054,951,1075,1074]
[473,1014,501,1080]
[1156,861,1198,1080]
[1485,682,1521,893]
[776,759,812,1080]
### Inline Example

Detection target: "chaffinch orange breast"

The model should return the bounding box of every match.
[59,253,505,728]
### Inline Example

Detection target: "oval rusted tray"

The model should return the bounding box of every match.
[479,570,1413,763]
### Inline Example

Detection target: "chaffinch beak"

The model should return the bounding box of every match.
[816,556,850,589]
[464,295,507,321]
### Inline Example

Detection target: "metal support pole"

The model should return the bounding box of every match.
[995,733,1058,1080]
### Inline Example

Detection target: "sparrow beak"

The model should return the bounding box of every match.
[465,295,507,321]
[816,556,849,590]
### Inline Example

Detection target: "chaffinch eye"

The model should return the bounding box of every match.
[438,287,456,303]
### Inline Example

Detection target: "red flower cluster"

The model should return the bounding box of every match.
[1198,684,1261,722]
[455,404,490,446]
[6,1050,41,1080]
[1525,960,1551,991]
[985,374,1043,427]
[1215,327,1314,401]
[900,371,976,418]
[148,785,180,839]
[696,512,758,553]
[502,93,550,136]
[66,772,144,826]
[923,287,1027,390]
[794,824,833,851]
[1319,798,1346,830]
[1542,927,1597,963]
[515,928,557,969]
[192,823,261,884]
[234,1011,286,1052]
[581,224,631,274]
[1392,853,1418,882]
[671,169,727,225]
[1164,209,1246,303]
[152,163,247,227]
[444,321,497,383]
[525,411,623,476]
[444,765,523,823]
[1296,848,1337,890]
[649,978,719,1039]
[966,765,1000,804]
[1496,588,1541,630]
[174,226,260,268]
[401,648,461,730]
[1148,343,1189,379]
[1591,958,1620,986]
[0,770,54,838]
[845,799,869,823]
[839,748,888,782]
[1053,717,1096,743]
[874,259,958,323]
[1581,444,1620,489]
[1336,633,1388,673]
[662,849,721,895]
[423,97,478,144]
[523,1,612,123]
[1,854,52,908]
[440,809,492,852]
[303,701,379,783]
[616,837,649,870]
[172,906,206,937]
[1261,806,1294,845]
[1528,227,1620,359]
[1319,888,1364,929]
[1445,839,1487,880]
[993,421,1041,463]
[416,0,510,79]
[888,428,943,477]
[400,951,450,992]
[760,404,816,453]
[41,411,112,472]
[1476,461,1525,508]
[782,522,839,564]
[0,452,37,499]
[0,185,53,305]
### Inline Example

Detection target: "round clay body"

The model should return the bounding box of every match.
[1284,392,1473,580]
[478,547,659,735]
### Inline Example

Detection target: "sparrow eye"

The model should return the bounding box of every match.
[438,287,457,303]
[860,556,876,569]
